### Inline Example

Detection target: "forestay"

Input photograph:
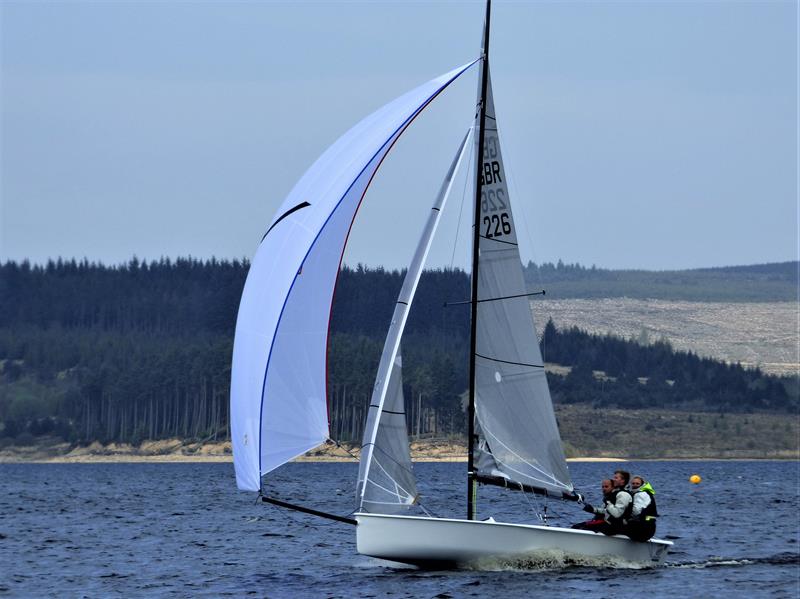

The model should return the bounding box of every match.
[472,69,573,496]
[357,131,473,513]
[230,60,478,492]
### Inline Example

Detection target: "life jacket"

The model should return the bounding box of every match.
[606,488,633,524]
[633,482,659,521]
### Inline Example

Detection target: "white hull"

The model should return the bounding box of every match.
[356,513,672,568]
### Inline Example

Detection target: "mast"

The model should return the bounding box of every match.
[467,0,491,521]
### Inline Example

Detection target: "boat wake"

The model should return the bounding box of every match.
[665,553,799,569]
[464,550,652,571]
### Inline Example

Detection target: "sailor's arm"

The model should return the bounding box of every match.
[630,492,650,518]
[606,492,632,519]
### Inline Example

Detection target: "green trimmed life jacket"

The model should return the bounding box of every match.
[633,482,659,521]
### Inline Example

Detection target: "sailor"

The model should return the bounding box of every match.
[613,469,631,492]
[603,469,633,534]
[626,475,658,542]
[571,479,615,532]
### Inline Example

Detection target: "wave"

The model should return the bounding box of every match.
[465,550,652,572]
[666,552,799,569]
[357,549,798,573]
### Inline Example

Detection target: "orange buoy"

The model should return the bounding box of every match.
[689,474,702,484]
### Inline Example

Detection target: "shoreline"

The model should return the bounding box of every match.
[0,438,796,464]
[4,456,798,464]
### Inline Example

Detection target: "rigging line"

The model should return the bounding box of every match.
[328,438,360,461]
[361,498,412,506]
[371,453,415,497]
[365,472,414,503]
[519,480,544,521]
[360,441,416,479]
[442,125,474,356]
[359,473,415,513]
[362,486,437,519]
[481,427,569,488]
[449,127,476,270]
[474,352,544,368]
[365,478,410,502]
[484,430,566,488]
[519,480,565,522]
[481,428,564,485]
[444,289,546,307]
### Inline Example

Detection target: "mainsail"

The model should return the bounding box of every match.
[230,61,478,492]
[472,69,573,497]
[357,131,473,513]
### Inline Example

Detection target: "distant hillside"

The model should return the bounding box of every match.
[523,260,798,302]
[538,298,797,377]
[0,258,796,451]
[555,405,798,459]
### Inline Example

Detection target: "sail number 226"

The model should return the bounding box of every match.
[483,212,511,239]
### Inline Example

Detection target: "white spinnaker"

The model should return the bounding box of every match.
[230,60,478,492]
[357,130,473,512]
[472,68,573,495]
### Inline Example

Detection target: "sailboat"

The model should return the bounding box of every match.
[230,2,672,568]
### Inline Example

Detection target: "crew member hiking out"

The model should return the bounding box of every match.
[604,469,633,535]
[572,479,615,533]
[626,475,659,542]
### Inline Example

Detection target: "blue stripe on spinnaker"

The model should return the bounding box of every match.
[255,59,480,481]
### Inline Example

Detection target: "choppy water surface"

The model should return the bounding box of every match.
[1,461,798,597]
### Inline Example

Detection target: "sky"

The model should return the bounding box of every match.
[1,1,797,271]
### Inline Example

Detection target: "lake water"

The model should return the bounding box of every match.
[2,461,798,597]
